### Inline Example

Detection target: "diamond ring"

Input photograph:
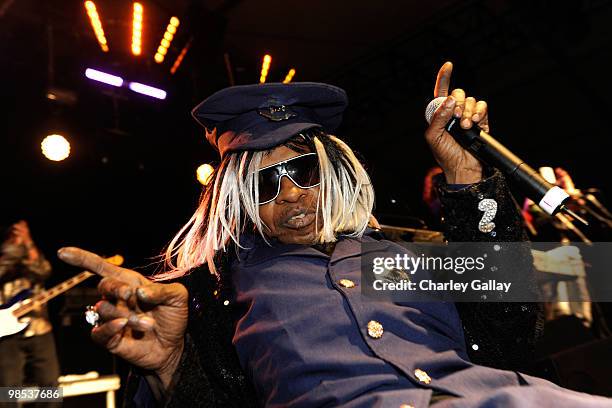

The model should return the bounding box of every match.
[85,305,100,327]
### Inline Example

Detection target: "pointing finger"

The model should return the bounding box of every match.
[57,247,145,285]
[434,62,453,98]
[58,247,122,277]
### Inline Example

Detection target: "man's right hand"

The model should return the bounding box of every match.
[58,247,188,390]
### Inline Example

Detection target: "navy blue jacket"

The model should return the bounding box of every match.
[128,171,612,407]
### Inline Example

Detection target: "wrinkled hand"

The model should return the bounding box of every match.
[425,62,489,184]
[57,247,188,389]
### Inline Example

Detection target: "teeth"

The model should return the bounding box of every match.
[290,213,305,220]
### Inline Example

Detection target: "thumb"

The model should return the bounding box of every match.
[136,282,188,307]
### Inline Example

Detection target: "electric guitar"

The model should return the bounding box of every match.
[0,254,123,338]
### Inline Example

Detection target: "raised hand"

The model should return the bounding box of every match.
[425,61,489,184]
[10,220,33,246]
[57,247,188,390]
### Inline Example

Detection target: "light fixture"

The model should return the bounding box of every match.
[154,16,180,64]
[84,1,109,52]
[128,82,167,99]
[131,2,143,55]
[85,68,124,87]
[196,164,214,186]
[41,134,71,161]
[259,54,272,83]
[170,38,192,74]
[84,68,167,99]
[282,68,296,83]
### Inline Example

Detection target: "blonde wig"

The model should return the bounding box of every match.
[160,129,374,279]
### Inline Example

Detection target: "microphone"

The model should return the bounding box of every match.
[425,97,587,224]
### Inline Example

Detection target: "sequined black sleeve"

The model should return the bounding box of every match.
[124,265,257,408]
[435,168,544,371]
[169,265,257,407]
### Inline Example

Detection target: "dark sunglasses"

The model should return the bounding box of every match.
[257,153,320,205]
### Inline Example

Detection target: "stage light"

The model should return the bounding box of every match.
[131,2,143,55]
[105,254,124,266]
[84,1,109,52]
[196,164,214,186]
[85,68,123,87]
[41,134,70,161]
[170,38,192,74]
[260,54,272,83]
[46,87,78,105]
[282,68,296,83]
[154,17,180,64]
[128,82,167,99]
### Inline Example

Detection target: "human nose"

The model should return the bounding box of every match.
[275,175,306,203]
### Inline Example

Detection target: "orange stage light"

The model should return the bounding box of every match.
[84,1,109,52]
[169,38,192,74]
[154,17,180,63]
[283,68,296,83]
[131,2,143,56]
[260,54,272,83]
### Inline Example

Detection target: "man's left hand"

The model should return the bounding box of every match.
[425,62,489,184]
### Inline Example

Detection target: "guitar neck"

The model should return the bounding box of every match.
[13,271,94,318]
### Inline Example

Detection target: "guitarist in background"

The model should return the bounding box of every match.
[0,220,60,393]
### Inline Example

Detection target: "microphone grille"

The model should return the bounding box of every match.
[425,96,446,124]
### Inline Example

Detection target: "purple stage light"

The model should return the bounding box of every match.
[128,82,167,100]
[85,68,124,87]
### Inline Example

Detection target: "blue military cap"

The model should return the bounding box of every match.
[191,82,348,158]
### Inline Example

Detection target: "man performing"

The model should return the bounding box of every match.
[0,221,60,391]
[58,63,612,407]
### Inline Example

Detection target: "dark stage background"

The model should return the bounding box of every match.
[1,0,612,399]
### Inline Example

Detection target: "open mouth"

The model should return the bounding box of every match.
[282,209,316,229]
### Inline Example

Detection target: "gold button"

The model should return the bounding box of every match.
[338,279,356,288]
[399,405,415,408]
[414,368,431,384]
[367,320,384,339]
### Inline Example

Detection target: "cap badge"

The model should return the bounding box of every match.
[258,105,297,122]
